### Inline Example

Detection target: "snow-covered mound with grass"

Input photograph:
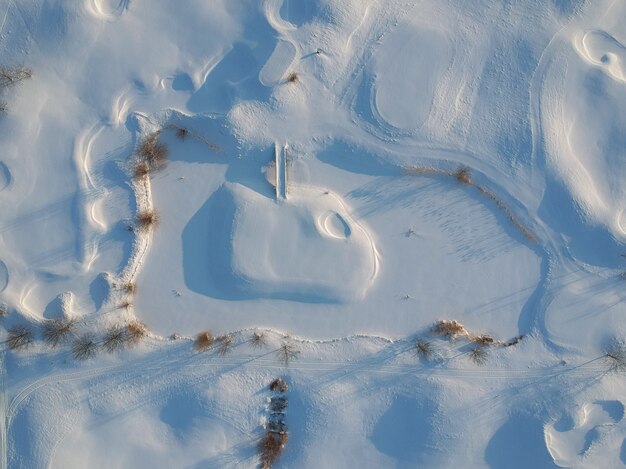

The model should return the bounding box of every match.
[1,0,626,468]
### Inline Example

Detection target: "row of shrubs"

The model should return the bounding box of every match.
[5,319,147,360]
[402,165,537,243]
[259,378,290,468]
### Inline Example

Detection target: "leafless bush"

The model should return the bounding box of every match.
[433,320,467,339]
[504,335,524,347]
[119,282,137,295]
[136,209,159,231]
[118,299,133,310]
[133,161,150,179]
[7,324,33,350]
[414,339,432,360]
[72,334,98,360]
[469,346,488,366]
[251,331,266,349]
[267,418,286,434]
[471,334,495,347]
[42,317,76,347]
[175,127,188,140]
[0,303,8,317]
[270,396,288,413]
[286,72,299,83]
[259,431,288,468]
[606,344,626,371]
[138,132,168,169]
[217,334,234,356]
[269,378,288,393]
[103,326,128,353]
[126,321,147,345]
[277,341,300,365]
[454,165,472,184]
[194,331,214,352]
[0,66,32,89]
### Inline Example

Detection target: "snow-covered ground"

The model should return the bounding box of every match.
[1,0,626,467]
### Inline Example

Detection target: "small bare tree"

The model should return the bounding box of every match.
[0,66,32,89]
[468,346,488,366]
[7,324,33,350]
[414,339,432,360]
[42,317,76,347]
[103,326,128,353]
[606,344,626,372]
[277,341,300,366]
[72,334,98,360]
[251,331,266,349]
[217,334,234,356]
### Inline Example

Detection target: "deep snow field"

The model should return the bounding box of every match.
[0,0,626,467]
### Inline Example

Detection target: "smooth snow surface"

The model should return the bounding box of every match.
[1,0,626,468]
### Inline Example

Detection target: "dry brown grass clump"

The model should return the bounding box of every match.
[7,324,34,350]
[433,320,468,339]
[126,321,147,345]
[194,331,214,352]
[72,334,98,360]
[277,341,300,366]
[414,339,432,360]
[454,165,472,184]
[251,331,266,349]
[471,334,495,347]
[469,346,488,366]
[120,282,137,294]
[138,132,168,169]
[286,72,299,83]
[103,326,128,353]
[269,378,288,393]
[133,161,150,179]
[259,431,288,469]
[136,209,159,231]
[217,334,234,356]
[42,318,76,347]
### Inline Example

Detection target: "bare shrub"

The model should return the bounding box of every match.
[259,431,288,468]
[138,132,168,169]
[606,344,626,371]
[251,331,266,349]
[469,346,488,366]
[0,66,32,89]
[194,331,214,352]
[42,317,76,347]
[175,127,188,140]
[7,324,33,350]
[269,396,288,413]
[72,334,98,360]
[120,282,137,295]
[118,299,133,310]
[454,166,472,184]
[136,209,159,231]
[277,341,300,366]
[126,321,147,345]
[103,326,128,353]
[217,334,234,356]
[286,72,299,83]
[133,161,150,179]
[0,303,8,317]
[267,418,286,434]
[505,335,524,347]
[433,320,467,339]
[471,335,495,347]
[269,378,288,393]
[414,339,432,360]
